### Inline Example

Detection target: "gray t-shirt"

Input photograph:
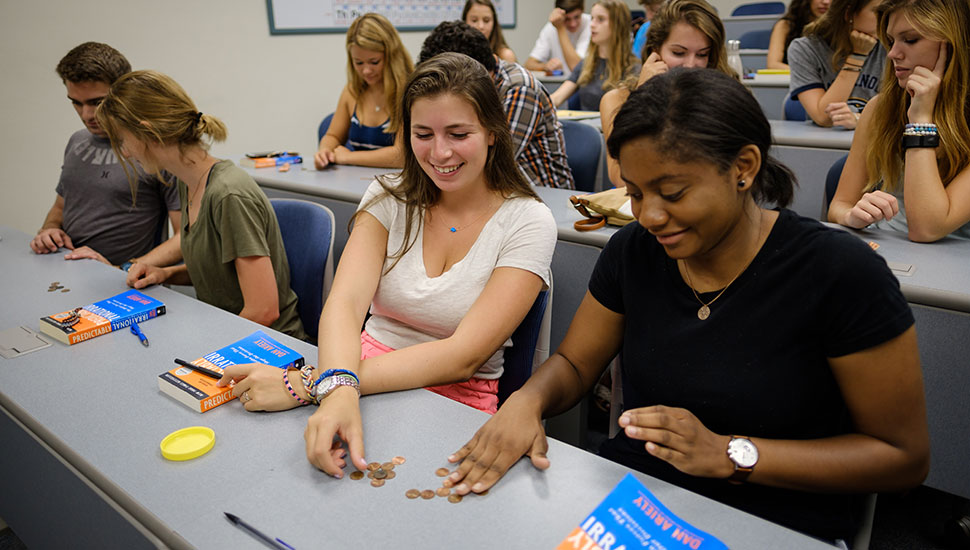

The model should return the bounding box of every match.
[788,36,886,113]
[568,57,641,111]
[56,130,180,265]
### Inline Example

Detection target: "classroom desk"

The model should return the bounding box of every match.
[768,119,853,219]
[723,14,778,41]
[740,48,769,71]
[743,73,790,119]
[536,72,567,94]
[0,225,835,549]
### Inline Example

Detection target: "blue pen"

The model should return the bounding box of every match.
[130,322,149,347]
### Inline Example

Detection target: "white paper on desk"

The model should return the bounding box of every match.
[0,326,52,359]
[618,199,632,218]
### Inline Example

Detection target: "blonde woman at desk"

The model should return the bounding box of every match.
[314,13,413,170]
[448,69,929,545]
[463,0,516,64]
[788,0,883,129]
[828,0,970,242]
[600,0,732,187]
[95,70,306,340]
[766,0,830,70]
[549,0,640,111]
[220,54,556,476]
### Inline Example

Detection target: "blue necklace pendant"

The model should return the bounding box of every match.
[449,227,457,233]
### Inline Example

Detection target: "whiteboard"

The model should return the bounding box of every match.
[267,0,516,34]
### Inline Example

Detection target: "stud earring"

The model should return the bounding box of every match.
[738,179,746,188]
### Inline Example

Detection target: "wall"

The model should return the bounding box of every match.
[0,0,762,236]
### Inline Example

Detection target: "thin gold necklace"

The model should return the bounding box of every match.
[681,211,764,320]
[432,199,497,234]
[188,160,213,209]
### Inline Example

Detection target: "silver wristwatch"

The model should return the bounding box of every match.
[314,373,360,400]
[726,436,759,484]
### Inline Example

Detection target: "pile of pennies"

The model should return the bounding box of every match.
[348,455,486,503]
[47,281,69,293]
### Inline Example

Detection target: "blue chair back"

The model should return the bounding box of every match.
[499,285,552,405]
[567,92,583,111]
[731,2,784,15]
[561,120,603,192]
[317,113,334,144]
[783,94,807,121]
[270,199,336,343]
[824,154,849,212]
[739,29,772,49]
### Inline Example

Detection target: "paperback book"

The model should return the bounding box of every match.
[39,289,165,345]
[158,330,305,412]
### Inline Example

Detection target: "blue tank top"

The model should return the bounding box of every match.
[348,106,394,151]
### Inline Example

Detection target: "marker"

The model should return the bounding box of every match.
[130,322,149,347]
[173,358,223,379]
[224,512,295,550]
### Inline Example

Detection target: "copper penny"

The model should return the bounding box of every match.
[392,456,406,465]
[349,470,364,480]
[371,479,385,487]
[385,471,396,480]
[367,462,380,471]
[381,462,394,471]
[420,490,435,500]
[436,487,451,497]
[441,478,454,488]
[435,467,450,477]
[367,471,376,479]
[448,494,463,503]
[478,488,490,496]
[373,468,387,480]
[406,489,420,499]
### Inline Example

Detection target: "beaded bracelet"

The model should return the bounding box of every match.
[842,64,862,73]
[284,367,313,406]
[313,368,359,389]
[904,123,938,136]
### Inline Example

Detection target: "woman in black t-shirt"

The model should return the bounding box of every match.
[448,68,929,543]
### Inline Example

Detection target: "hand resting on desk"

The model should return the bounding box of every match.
[218,363,306,412]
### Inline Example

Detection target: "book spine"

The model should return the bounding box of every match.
[67,322,113,345]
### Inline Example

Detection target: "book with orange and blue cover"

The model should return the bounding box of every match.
[158,330,305,412]
[39,289,165,345]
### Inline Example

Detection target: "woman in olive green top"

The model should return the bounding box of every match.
[96,70,306,340]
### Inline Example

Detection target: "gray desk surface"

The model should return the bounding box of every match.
[769,119,854,149]
[0,225,833,549]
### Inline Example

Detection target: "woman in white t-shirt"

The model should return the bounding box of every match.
[220,52,557,477]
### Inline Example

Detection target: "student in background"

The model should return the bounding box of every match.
[550,0,640,111]
[767,0,831,70]
[98,70,306,340]
[525,0,591,77]
[631,0,663,59]
[828,0,970,241]
[220,54,556,478]
[31,42,180,266]
[314,13,413,170]
[600,0,731,186]
[464,0,516,63]
[788,0,883,129]
[448,68,929,545]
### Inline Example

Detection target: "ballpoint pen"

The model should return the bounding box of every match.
[225,512,296,550]
[173,358,223,379]
[130,322,149,347]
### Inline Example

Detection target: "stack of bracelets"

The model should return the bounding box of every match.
[903,123,940,149]
[283,365,361,406]
[841,52,868,73]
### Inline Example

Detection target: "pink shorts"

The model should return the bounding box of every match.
[360,331,498,414]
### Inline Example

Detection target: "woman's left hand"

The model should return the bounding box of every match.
[217,363,303,412]
[824,102,859,130]
[907,42,947,124]
[333,145,352,165]
[619,405,733,479]
[304,386,369,477]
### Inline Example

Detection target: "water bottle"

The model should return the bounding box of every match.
[727,39,744,78]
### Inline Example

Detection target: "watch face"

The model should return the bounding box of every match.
[315,377,335,397]
[728,438,758,468]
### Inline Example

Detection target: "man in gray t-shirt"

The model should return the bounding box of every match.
[30,42,180,266]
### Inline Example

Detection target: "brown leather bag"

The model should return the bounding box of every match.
[568,188,635,231]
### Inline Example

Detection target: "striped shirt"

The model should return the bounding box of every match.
[494,60,575,189]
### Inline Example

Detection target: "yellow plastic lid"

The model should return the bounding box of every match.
[160,426,215,461]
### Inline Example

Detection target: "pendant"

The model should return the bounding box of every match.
[697,305,711,320]
[449,227,457,233]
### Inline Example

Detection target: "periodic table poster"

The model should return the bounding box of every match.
[267,0,516,34]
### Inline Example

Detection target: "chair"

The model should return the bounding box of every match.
[731,2,785,16]
[783,94,807,121]
[739,29,772,49]
[270,199,336,343]
[499,279,553,406]
[561,120,604,192]
[824,154,849,213]
[317,113,334,143]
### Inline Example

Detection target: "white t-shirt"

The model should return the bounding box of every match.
[528,14,592,79]
[358,179,558,379]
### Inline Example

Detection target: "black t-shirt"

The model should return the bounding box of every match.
[589,209,914,542]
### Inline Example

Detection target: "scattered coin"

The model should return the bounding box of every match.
[61,289,70,292]
[367,462,380,471]
[435,467,450,477]
[420,490,435,500]
[373,468,388,480]
[392,456,406,465]
[385,471,396,480]
[52,282,60,285]
[448,494,463,503]
[47,289,56,292]
[441,478,454,488]
[370,479,385,487]
[406,489,420,499]
[381,462,394,471]
[367,471,376,479]
[478,488,489,496]
[436,487,451,497]
[349,470,364,480]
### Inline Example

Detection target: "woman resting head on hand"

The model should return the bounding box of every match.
[828,0,970,241]
[450,67,929,545]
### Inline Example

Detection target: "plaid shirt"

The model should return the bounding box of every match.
[494,60,575,189]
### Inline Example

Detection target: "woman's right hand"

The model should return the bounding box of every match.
[849,30,878,56]
[842,190,900,228]
[638,52,668,86]
[305,386,368,477]
[126,263,169,289]
[314,146,337,170]
[446,391,550,495]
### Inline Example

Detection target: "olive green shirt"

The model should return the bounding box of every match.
[179,160,306,340]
